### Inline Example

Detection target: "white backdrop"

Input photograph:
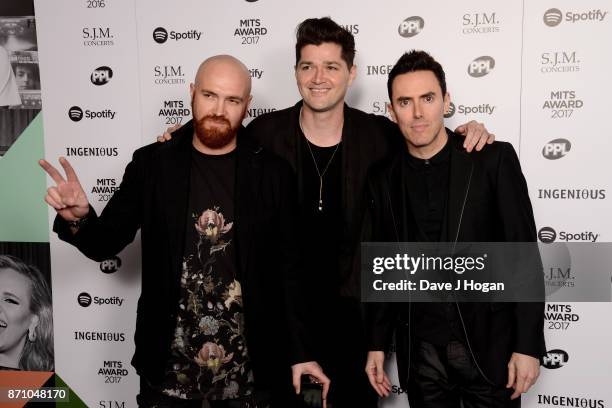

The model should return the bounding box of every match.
[34,0,611,407]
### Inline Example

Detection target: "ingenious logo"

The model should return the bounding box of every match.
[74,331,125,342]
[366,64,393,76]
[538,188,606,200]
[340,23,360,35]
[537,394,605,408]
[246,106,276,119]
[65,147,119,157]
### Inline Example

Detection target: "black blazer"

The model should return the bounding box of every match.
[364,130,546,387]
[54,120,308,394]
[248,101,402,298]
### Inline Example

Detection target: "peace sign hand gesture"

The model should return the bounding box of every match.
[39,157,90,222]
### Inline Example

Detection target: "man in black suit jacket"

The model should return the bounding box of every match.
[40,55,328,407]
[364,51,545,407]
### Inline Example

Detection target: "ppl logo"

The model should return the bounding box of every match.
[468,56,495,77]
[444,102,456,118]
[542,349,569,369]
[398,16,424,38]
[78,292,92,307]
[542,139,571,160]
[100,256,122,274]
[68,106,84,122]
[91,66,113,85]
[152,27,168,43]
[543,8,563,27]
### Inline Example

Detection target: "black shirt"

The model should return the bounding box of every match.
[299,135,343,295]
[160,148,254,400]
[404,140,450,242]
[404,140,463,346]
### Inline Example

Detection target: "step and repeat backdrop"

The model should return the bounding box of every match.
[30,0,610,407]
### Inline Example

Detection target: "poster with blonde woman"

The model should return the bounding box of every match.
[0,242,53,372]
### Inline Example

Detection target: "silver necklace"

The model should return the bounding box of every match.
[298,108,341,212]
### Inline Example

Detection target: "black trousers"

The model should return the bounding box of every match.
[407,340,519,408]
[136,378,271,408]
[317,300,378,408]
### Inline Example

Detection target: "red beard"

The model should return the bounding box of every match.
[193,113,237,149]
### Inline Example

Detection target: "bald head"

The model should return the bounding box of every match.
[190,55,253,154]
[194,54,252,96]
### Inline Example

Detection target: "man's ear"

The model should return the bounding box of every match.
[189,82,195,99]
[348,64,357,87]
[443,92,451,115]
[387,102,397,123]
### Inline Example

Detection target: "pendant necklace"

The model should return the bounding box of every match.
[298,108,341,212]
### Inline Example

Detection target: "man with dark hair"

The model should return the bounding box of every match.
[41,55,328,408]
[160,18,494,407]
[364,50,545,408]
[248,19,494,408]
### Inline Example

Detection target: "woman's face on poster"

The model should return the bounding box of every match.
[0,268,35,361]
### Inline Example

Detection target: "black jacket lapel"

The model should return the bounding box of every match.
[446,131,474,243]
[234,128,262,279]
[160,120,193,282]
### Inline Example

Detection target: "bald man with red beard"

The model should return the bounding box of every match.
[40,55,328,408]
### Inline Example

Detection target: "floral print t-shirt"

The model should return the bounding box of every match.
[160,148,254,400]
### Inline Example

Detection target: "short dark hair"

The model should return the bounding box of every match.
[387,50,447,100]
[295,17,356,69]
